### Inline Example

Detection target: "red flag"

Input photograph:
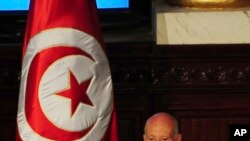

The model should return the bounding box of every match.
[16,0,118,140]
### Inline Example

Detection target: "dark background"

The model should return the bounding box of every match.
[1,1,250,141]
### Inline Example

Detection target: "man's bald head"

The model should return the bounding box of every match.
[143,112,182,141]
[144,112,179,135]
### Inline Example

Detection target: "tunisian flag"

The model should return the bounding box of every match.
[16,0,118,140]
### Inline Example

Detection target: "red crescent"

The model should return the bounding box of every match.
[25,46,95,140]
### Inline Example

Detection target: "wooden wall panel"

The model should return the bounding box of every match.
[116,91,152,141]
[0,44,20,141]
[0,89,18,141]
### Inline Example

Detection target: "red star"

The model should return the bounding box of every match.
[56,71,93,116]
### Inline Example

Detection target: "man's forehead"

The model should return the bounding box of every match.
[147,123,172,132]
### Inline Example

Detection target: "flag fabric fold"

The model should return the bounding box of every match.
[16,0,118,140]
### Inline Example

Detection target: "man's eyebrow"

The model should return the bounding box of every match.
[147,135,155,137]
[148,135,154,136]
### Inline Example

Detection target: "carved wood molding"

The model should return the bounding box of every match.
[110,62,250,87]
[151,63,250,85]
[109,44,250,89]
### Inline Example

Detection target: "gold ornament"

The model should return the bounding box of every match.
[166,0,250,8]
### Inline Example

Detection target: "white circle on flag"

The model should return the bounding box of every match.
[40,55,97,131]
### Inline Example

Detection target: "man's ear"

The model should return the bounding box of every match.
[143,134,146,141]
[176,133,182,141]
